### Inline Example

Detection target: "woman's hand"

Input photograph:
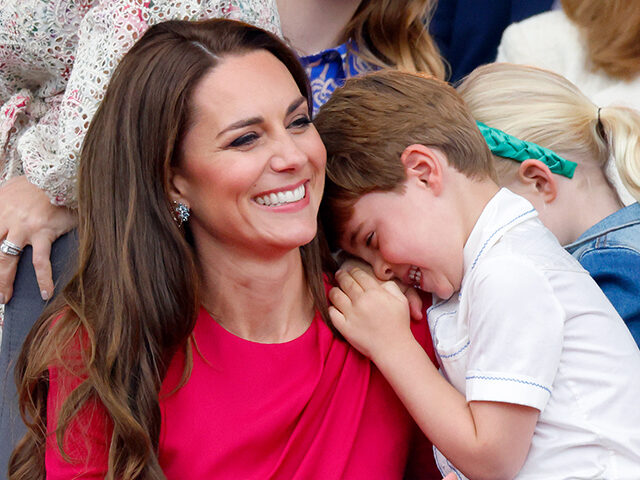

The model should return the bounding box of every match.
[328,267,417,362]
[338,256,424,321]
[0,176,77,303]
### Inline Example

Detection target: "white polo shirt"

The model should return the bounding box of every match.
[430,189,640,479]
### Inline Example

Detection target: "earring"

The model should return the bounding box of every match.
[172,200,190,227]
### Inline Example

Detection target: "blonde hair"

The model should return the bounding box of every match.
[342,0,446,80]
[562,0,640,80]
[457,63,640,203]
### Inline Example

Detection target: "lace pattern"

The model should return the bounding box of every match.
[0,0,281,207]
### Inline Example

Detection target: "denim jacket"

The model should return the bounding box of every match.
[565,203,640,347]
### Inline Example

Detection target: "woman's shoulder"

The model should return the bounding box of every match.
[497,10,582,70]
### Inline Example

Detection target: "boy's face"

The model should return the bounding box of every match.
[338,179,465,300]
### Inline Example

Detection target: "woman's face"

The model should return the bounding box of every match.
[172,50,326,258]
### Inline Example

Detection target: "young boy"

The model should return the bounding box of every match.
[315,70,640,479]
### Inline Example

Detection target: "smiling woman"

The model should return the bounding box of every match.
[9,19,440,480]
[172,50,326,265]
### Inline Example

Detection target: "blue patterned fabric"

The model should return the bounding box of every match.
[300,42,374,115]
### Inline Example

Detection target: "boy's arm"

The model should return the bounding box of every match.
[329,268,538,480]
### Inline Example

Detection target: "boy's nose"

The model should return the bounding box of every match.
[373,258,394,281]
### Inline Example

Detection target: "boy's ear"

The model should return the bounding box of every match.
[517,159,557,203]
[399,144,444,194]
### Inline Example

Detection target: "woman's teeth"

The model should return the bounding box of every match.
[255,184,305,207]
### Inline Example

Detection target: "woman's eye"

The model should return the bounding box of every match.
[288,116,311,129]
[229,132,259,148]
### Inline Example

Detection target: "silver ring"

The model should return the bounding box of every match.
[0,240,23,256]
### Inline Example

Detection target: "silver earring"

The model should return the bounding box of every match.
[173,201,190,227]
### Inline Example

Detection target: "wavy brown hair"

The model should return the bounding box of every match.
[342,0,446,79]
[9,19,329,480]
[562,0,640,80]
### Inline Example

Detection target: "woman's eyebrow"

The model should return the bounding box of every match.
[216,96,306,138]
[217,116,263,137]
[287,96,306,116]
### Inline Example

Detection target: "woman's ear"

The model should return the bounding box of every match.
[168,167,190,205]
[517,159,558,203]
[399,144,445,194]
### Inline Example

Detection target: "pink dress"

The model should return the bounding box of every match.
[45,305,439,479]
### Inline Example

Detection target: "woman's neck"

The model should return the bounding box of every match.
[276,0,361,56]
[197,246,314,344]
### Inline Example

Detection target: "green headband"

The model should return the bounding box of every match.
[476,121,577,179]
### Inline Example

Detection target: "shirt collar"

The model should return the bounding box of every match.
[564,202,640,252]
[463,188,538,278]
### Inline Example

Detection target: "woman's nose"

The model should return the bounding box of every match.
[270,134,306,172]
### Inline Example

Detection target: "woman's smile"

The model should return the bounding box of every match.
[253,180,309,209]
[171,50,326,255]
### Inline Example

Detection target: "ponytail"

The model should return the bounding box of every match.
[599,106,640,203]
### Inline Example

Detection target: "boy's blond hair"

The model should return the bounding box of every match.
[314,69,495,248]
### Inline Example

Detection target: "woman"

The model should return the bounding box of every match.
[9,19,439,479]
[0,3,447,469]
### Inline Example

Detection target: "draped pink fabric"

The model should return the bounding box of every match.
[45,301,439,478]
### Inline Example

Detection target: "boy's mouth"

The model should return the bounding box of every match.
[408,265,422,288]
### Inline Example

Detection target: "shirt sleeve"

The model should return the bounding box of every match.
[464,256,565,412]
[17,1,150,207]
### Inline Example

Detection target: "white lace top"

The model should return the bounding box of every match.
[0,0,281,207]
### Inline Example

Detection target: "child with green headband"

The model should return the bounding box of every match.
[315,69,640,479]
[459,62,640,348]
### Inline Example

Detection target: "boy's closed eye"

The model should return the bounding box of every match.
[365,231,375,247]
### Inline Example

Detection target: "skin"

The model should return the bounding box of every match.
[0,2,367,307]
[500,158,623,246]
[329,145,539,480]
[170,50,326,343]
[0,176,76,304]
[277,0,361,55]
[166,52,456,479]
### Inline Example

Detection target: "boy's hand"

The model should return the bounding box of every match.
[338,256,424,321]
[329,267,417,362]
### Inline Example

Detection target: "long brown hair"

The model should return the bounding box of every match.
[342,0,446,79]
[9,19,329,480]
[562,0,640,80]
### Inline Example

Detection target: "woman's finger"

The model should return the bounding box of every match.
[31,235,54,301]
[0,235,26,304]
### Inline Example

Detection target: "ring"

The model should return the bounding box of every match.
[0,239,23,256]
